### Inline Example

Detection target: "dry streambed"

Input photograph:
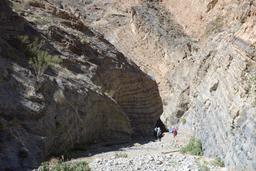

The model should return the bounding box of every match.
[70,131,227,171]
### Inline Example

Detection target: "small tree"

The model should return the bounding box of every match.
[18,36,62,80]
[29,48,61,80]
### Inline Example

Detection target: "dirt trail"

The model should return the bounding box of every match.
[68,129,227,171]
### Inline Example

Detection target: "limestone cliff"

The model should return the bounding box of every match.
[0,0,162,170]
[47,0,256,170]
[1,0,256,170]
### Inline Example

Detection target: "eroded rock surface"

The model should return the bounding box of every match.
[44,0,256,170]
[0,0,162,170]
[1,0,256,170]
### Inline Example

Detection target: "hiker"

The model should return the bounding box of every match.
[153,127,158,139]
[156,127,162,141]
[172,127,177,138]
[168,127,173,134]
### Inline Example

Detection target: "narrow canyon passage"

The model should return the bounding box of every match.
[62,129,226,171]
[0,0,255,170]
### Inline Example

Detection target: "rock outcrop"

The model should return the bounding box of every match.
[0,0,162,170]
[47,0,256,170]
[1,0,256,170]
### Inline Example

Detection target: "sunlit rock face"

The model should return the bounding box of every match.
[46,0,256,170]
[0,0,162,170]
[1,0,256,170]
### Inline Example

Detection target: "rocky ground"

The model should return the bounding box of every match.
[69,130,227,171]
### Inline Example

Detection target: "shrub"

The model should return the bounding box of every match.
[33,15,50,25]
[211,157,225,167]
[180,117,186,124]
[80,38,87,44]
[38,160,90,171]
[205,17,223,36]
[17,36,62,80]
[198,163,210,171]
[29,48,61,80]
[180,137,203,156]
[115,152,128,158]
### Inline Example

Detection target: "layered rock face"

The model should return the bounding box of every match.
[1,0,256,170]
[163,1,256,170]
[0,0,162,170]
[49,0,256,170]
[162,1,256,170]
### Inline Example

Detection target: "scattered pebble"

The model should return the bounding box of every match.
[87,133,226,171]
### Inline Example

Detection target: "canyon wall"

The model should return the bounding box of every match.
[0,0,162,170]
[50,0,256,170]
[1,0,255,170]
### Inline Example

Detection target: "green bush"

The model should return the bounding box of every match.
[115,152,128,158]
[17,36,62,80]
[211,157,225,167]
[205,17,223,36]
[198,163,210,171]
[38,160,90,171]
[180,117,186,124]
[29,48,61,80]
[180,137,203,156]
[80,38,87,44]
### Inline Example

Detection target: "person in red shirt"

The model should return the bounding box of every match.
[172,127,177,138]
